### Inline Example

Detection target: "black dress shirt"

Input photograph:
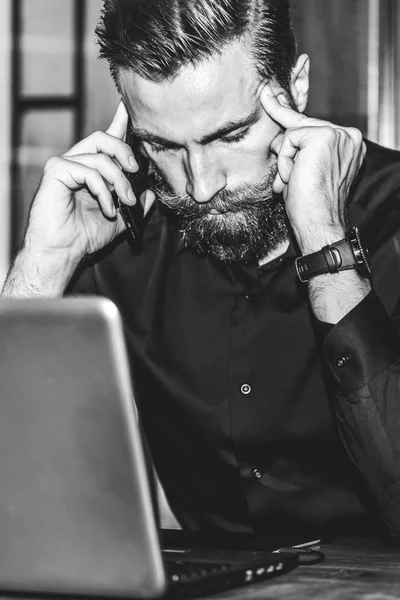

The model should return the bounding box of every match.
[67,139,400,540]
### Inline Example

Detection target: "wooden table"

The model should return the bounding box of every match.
[200,540,400,599]
[0,539,397,599]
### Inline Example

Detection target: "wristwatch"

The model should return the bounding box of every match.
[295,226,371,283]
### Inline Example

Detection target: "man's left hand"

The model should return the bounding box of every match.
[261,85,366,255]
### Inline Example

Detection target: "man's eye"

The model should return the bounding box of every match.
[149,143,168,154]
[149,142,180,154]
[221,128,250,145]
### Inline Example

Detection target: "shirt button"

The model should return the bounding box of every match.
[241,383,251,395]
[336,355,353,368]
[252,468,262,480]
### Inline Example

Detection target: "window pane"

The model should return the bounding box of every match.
[15,109,74,244]
[21,0,74,96]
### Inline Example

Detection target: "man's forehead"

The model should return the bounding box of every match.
[120,41,263,142]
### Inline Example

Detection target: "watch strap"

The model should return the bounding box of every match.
[295,238,357,283]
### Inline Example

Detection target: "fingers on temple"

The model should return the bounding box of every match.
[261,85,308,129]
[106,100,129,139]
[63,130,139,174]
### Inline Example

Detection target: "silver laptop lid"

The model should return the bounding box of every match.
[0,297,166,598]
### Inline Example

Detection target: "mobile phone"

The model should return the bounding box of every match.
[113,117,150,252]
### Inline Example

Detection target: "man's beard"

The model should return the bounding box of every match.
[152,162,290,265]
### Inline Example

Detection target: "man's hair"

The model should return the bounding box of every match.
[96,0,297,90]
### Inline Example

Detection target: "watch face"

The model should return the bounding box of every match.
[349,226,372,276]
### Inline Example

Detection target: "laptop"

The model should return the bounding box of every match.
[0,297,300,598]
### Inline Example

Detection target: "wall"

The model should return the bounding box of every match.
[292,0,369,132]
[84,0,118,135]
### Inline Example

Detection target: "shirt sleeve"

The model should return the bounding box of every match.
[323,290,400,541]
[64,257,98,296]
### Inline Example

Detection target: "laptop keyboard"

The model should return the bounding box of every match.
[165,559,230,583]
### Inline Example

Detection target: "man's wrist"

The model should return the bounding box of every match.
[292,224,372,323]
[308,270,371,324]
[2,246,82,298]
[295,226,371,283]
[294,224,346,256]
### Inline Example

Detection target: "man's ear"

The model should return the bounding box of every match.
[290,54,310,113]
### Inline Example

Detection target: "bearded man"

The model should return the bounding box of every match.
[4,0,400,542]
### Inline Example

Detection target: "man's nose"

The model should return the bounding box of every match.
[185,151,227,203]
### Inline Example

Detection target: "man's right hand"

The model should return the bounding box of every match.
[26,101,139,263]
[2,102,148,298]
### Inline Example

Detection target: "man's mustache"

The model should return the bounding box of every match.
[153,166,279,219]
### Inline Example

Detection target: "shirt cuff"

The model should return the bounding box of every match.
[313,317,334,344]
[323,291,400,395]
